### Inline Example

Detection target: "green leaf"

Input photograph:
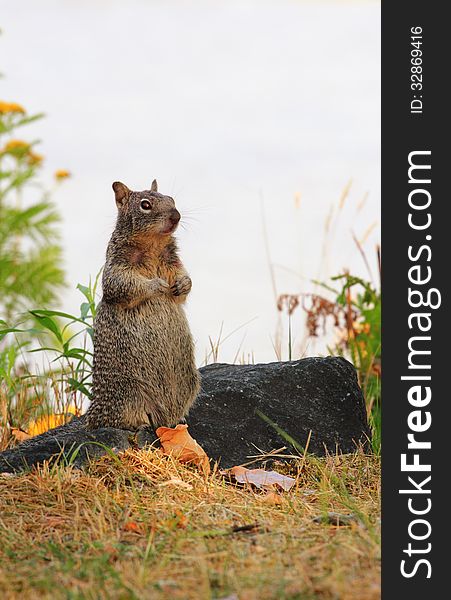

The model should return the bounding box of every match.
[28,346,62,354]
[0,326,44,340]
[77,284,92,302]
[28,309,87,327]
[66,378,92,399]
[29,311,63,343]
[80,302,90,320]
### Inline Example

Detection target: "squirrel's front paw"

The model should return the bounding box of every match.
[148,277,170,294]
[171,275,192,297]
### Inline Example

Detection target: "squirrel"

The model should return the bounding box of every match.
[84,179,201,431]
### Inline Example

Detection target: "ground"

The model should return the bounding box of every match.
[0,449,380,600]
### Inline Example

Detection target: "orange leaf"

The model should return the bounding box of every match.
[162,509,188,530]
[11,428,30,442]
[123,521,142,534]
[156,424,210,474]
[261,491,283,505]
[229,466,295,491]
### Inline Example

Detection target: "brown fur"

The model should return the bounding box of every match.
[85,180,200,431]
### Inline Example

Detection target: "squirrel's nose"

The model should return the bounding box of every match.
[170,209,181,224]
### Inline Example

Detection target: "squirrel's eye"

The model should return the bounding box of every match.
[140,200,152,211]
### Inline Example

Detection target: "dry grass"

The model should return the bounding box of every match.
[0,449,380,600]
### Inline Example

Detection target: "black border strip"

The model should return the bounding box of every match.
[382,3,447,596]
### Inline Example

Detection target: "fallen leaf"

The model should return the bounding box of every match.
[123,520,143,534]
[11,428,30,442]
[261,491,283,505]
[156,424,210,474]
[177,513,188,529]
[229,466,295,491]
[161,510,188,530]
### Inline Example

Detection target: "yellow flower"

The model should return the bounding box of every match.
[1,139,31,160]
[27,409,78,437]
[4,139,30,151]
[55,169,71,180]
[0,100,26,114]
[27,151,44,166]
[353,321,371,335]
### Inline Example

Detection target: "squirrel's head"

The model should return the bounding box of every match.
[112,180,181,237]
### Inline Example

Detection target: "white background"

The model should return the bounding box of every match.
[1,0,381,364]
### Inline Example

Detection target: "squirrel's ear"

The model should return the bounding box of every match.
[112,181,130,207]
[150,179,158,193]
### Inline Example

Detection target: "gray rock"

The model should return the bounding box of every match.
[186,356,371,466]
[0,357,370,472]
